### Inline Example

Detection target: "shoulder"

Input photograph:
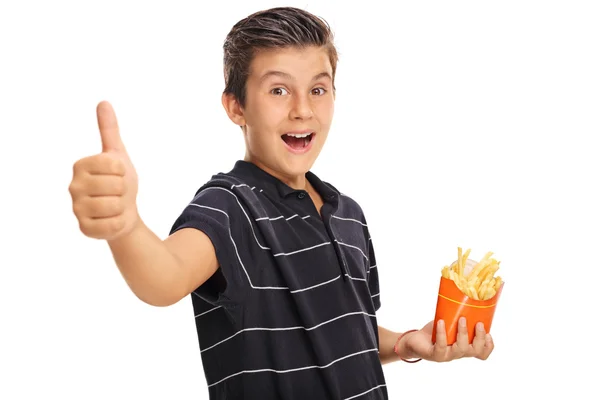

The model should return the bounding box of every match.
[170,172,253,235]
[323,180,368,222]
[191,171,252,203]
[323,180,360,207]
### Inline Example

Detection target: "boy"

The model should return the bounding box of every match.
[68,7,494,399]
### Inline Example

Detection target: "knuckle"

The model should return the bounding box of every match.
[72,159,83,175]
[69,178,85,196]
[105,156,125,175]
[72,200,86,218]
[74,156,92,175]
[110,197,126,215]
[99,197,117,216]
[93,153,119,175]
[69,174,86,195]
[113,177,126,195]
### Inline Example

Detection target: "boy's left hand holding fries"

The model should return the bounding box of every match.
[396,318,495,362]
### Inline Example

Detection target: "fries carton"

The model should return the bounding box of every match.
[432,249,504,345]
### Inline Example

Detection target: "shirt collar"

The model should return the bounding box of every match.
[228,160,338,201]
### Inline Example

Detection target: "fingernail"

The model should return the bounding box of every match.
[477,322,484,331]
[459,317,466,327]
[438,319,444,329]
[485,334,492,343]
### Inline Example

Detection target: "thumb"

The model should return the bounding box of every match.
[97,100,126,153]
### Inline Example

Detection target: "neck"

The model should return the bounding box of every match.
[244,156,307,190]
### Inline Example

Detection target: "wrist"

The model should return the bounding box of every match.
[107,209,143,244]
[393,329,422,363]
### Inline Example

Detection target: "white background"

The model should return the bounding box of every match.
[1,0,599,398]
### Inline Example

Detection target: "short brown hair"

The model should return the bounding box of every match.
[223,7,338,107]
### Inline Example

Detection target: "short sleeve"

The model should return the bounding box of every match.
[366,233,381,311]
[169,186,250,303]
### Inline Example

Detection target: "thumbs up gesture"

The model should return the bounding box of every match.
[69,101,140,240]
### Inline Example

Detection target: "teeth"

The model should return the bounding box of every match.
[286,132,312,138]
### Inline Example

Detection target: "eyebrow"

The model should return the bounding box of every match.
[259,70,332,83]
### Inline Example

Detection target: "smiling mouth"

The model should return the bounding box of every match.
[281,132,315,150]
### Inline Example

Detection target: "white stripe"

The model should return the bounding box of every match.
[231,183,257,191]
[255,215,284,221]
[343,384,387,400]
[273,241,331,257]
[367,264,377,274]
[188,203,227,217]
[346,274,367,282]
[207,348,379,387]
[336,240,369,261]
[254,214,301,222]
[290,275,341,293]
[195,306,222,318]
[255,214,309,221]
[332,215,367,226]
[371,293,380,298]
[201,311,376,353]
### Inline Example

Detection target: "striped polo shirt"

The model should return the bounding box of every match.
[169,160,386,400]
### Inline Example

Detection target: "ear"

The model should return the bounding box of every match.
[221,92,246,127]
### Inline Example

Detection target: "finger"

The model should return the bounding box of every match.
[471,322,486,356]
[74,196,125,219]
[79,216,126,239]
[479,334,495,360]
[76,154,126,176]
[83,175,126,197]
[97,101,125,153]
[69,174,124,198]
[453,317,469,356]
[434,319,448,360]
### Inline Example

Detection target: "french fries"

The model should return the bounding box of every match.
[441,247,503,301]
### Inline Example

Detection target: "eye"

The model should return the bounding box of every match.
[271,87,289,96]
[312,87,327,96]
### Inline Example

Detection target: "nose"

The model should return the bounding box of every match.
[289,94,313,120]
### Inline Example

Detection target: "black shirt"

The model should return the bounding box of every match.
[169,160,386,399]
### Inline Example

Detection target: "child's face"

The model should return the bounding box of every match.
[238,46,335,182]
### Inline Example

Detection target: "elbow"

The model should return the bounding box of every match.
[142,297,179,308]
[131,287,186,308]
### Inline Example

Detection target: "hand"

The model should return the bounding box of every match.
[401,317,494,362]
[69,101,140,241]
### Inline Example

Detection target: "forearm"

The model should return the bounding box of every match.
[378,325,419,364]
[106,218,186,306]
